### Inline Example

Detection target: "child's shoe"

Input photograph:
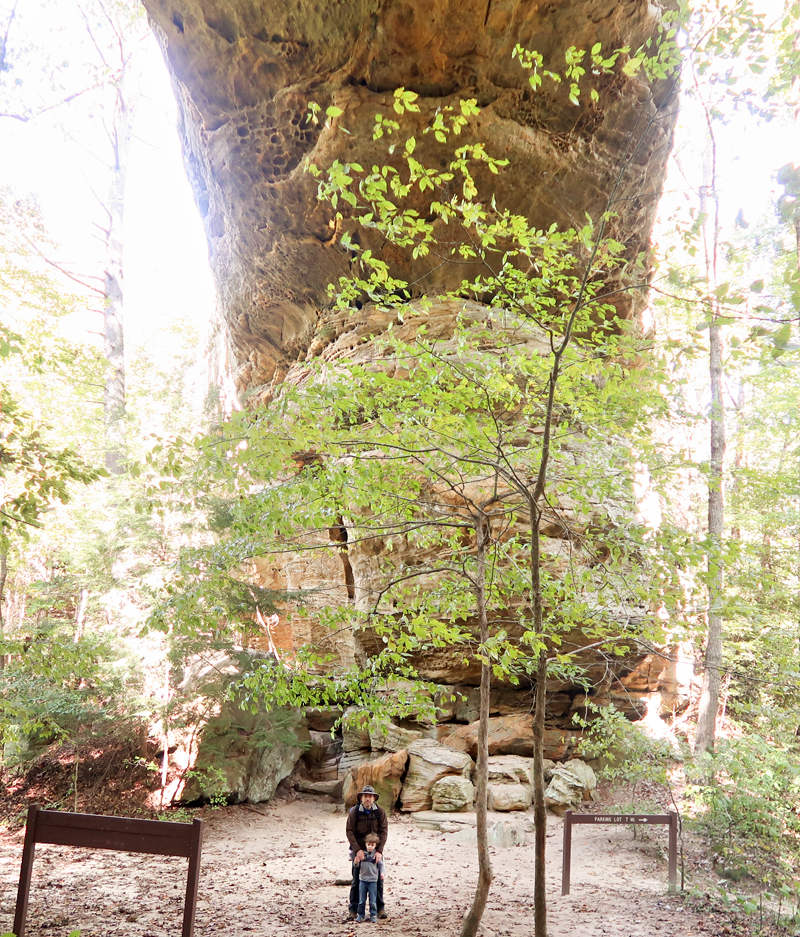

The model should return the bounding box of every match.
[370,916,378,923]
[355,916,364,923]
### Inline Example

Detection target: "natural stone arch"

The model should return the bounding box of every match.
[142,0,676,396]
[142,0,683,717]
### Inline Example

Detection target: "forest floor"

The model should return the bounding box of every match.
[0,789,762,937]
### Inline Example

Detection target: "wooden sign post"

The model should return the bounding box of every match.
[561,810,678,896]
[13,805,203,937]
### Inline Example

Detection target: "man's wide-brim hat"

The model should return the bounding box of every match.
[357,785,379,802]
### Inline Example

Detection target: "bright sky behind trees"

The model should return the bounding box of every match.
[0,5,214,360]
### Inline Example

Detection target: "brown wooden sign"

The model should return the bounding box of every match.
[561,809,678,896]
[13,805,203,937]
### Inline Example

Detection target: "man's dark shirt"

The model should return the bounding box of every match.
[346,803,388,855]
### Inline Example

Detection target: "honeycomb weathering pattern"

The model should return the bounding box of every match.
[143,0,677,398]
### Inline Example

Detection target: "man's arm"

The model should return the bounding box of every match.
[345,807,361,852]
[376,807,388,855]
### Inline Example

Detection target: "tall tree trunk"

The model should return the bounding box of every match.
[73,587,89,643]
[530,505,548,937]
[695,315,725,755]
[102,70,138,475]
[694,112,725,757]
[460,515,493,937]
[0,552,6,671]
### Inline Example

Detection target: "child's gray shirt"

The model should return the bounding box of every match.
[357,850,385,882]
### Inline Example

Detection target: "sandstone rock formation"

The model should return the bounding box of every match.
[305,728,342,781]
[143,0,677,399]
[177,651,310,805]
[412,809,534,847]
[442,714,577,761]
[341,708,372,752]
[431,775,475,812]
[400,739,474,811]
[485,754,532,811]
[544,759,598,814]
[341,748,408,808]
[488,782,533,812]
[369,721,425,753]
[487,754,535,786]
[143,0,683,758]
[183,702,309,804]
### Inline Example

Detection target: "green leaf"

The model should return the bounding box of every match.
[326,105,344,118]
[774,322,791,346]
[621,56,643,77]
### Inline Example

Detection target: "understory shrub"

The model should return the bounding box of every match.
[574,704,681,809]
[687,732,800,886]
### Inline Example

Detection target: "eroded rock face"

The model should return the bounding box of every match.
[431,775,475,812]
[488,782,532,812]
[183,703,309,804]
[442,713,578,761]
[143,0,676,397]
[341,748,409,808]
[143,1,682,739]
[401,739,474,811]
[544,759,598,814]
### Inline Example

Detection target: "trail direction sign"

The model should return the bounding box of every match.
[561,810,679,896]
[13,805,204,937]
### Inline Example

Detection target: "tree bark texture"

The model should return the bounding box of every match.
[103,71,138,475]
[0,552,6,670]
[529,505,548,937]
[142,0,677,401]
[695,318,725,756]
[460,515,493,937]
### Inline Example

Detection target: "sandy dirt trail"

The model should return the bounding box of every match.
[0,800,717,937]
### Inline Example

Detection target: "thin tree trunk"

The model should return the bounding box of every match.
[102,67,138,475]
[530,505,548,937]
[160,656,171,806]
[460,516,493,937]
[0,553,6,671]
[694,111,725,757]
[695,315,725,755]
[73,587,89,643]
[73,743,80,812]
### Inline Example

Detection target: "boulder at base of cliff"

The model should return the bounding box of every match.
[412,810,533,847]
[338,749,382,779]
[305,707,343,732]
[303,729,342,781]
[342,749,409,809]
[442,715,576,761]
[431,775,474,812]
[401,740,474,811]
[487,754,534,785]
[484,755,536,811]
[183,705,309,804]
[297,778,343,798]
[544,759,597,815]
[487,782,533,812]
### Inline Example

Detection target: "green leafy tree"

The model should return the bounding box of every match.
[152,26,686,926]
[652,0,800,755]
[0,193,104,552]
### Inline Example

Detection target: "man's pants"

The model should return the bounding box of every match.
[357,879,378,920]
[349,863,383,914]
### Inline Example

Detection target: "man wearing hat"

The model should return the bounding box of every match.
[346,785,388,920]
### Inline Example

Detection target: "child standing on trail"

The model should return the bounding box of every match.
[355,833,385,923]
